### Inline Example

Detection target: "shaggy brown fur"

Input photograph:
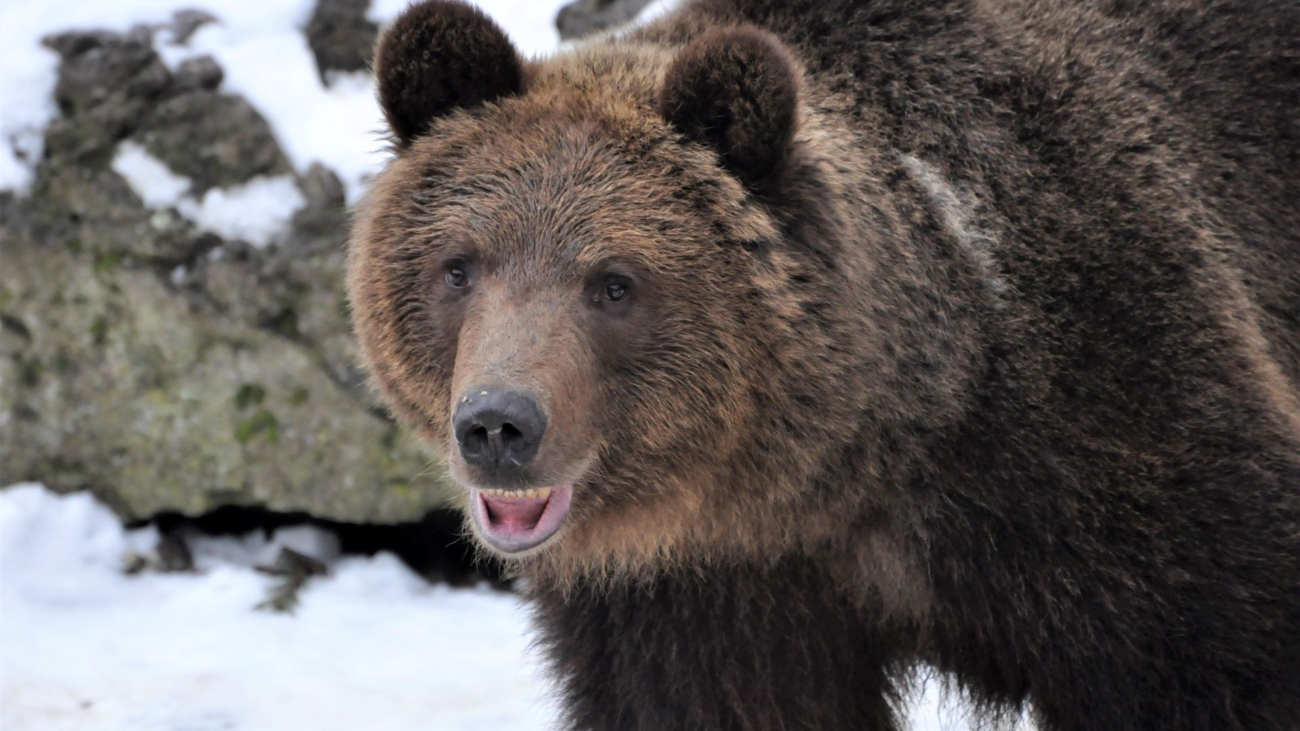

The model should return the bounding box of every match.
[347,0,1300,728]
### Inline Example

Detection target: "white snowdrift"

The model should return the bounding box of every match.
[0,484,558,731]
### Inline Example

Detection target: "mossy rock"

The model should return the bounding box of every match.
[0,210,455,523]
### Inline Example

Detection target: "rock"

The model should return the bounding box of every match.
[45,27,169,116]
[1,24,453,523]
[135,91,292,195]
[0,210,453,522]
[169,9,218,44]
[269,163,367,395]
[294,162,347,224]
[41,26,288,195]
[304,0,378,83]
[40,27,172,163]
[555,0,657,40]
[43,103,143,166]
[30,165,201,261]
[172,56,224,93]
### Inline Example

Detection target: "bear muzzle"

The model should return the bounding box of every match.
[453,385,576,554]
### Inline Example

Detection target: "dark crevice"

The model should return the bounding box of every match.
[130,503,510,590]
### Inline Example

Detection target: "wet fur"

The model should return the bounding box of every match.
[348,0,1300,729]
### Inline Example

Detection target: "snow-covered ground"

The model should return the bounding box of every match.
[0,484,558,731]
[0,484,1022,731]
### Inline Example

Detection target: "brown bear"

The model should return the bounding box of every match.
[346,0,1300,729]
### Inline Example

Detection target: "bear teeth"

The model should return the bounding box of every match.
[479,487,552,501]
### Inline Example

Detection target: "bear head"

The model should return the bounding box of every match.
[349,0,976,582]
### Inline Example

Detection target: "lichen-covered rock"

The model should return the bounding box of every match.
[0,215,447,517]
[555,0,656,40]
[0,23,453,522]
[170,55,224,94]
[45,27,170,116]
[30,164,200,261]
[41,28,172,164]
[0,188,452,522]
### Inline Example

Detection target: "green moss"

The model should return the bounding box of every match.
[235,409,279,444]
[205,487,251,505]
[289,387,310,405]
[89,315,109,346]
[0,313,29,340]
[50,351,74,374]
[267,304,299,338]
[93,251,123,274]
[66,238,84,255]
[17,357,43,388]
[380,424,398,450]
[234,383,267,410]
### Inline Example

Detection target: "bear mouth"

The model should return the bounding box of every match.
[469,485,574,555]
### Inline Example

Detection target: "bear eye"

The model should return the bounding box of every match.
[445,264,469,289]
[604,282,629,301]
[594,276,633,304]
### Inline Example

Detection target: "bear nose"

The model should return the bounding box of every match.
[453,387,547,474]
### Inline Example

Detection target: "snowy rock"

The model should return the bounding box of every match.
[305,0,379,83]
[111,140,192,208]
[177,174,306,247]
[45,27,170,115]
[0,24,450,523]
[0,209,452,522]
[296,161,347,218]
[34,163,200,260]
[555,0,657,40]
[40,28,171,163]
[136,90,292,194]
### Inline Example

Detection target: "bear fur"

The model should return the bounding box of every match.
[347,1,1300,729]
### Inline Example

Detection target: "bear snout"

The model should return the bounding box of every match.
[453,386,548,478]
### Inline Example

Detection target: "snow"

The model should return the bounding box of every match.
[181,522,343,570]
[177,176,307,248]
[0,484,558,731]
[0,483,1028,731]
[110,141,192,209]
[111,142,304,248]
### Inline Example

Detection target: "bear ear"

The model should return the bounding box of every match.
[374,0,524,147]
[659,27,799,188]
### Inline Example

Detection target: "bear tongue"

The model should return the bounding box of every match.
[483,494,549,532]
